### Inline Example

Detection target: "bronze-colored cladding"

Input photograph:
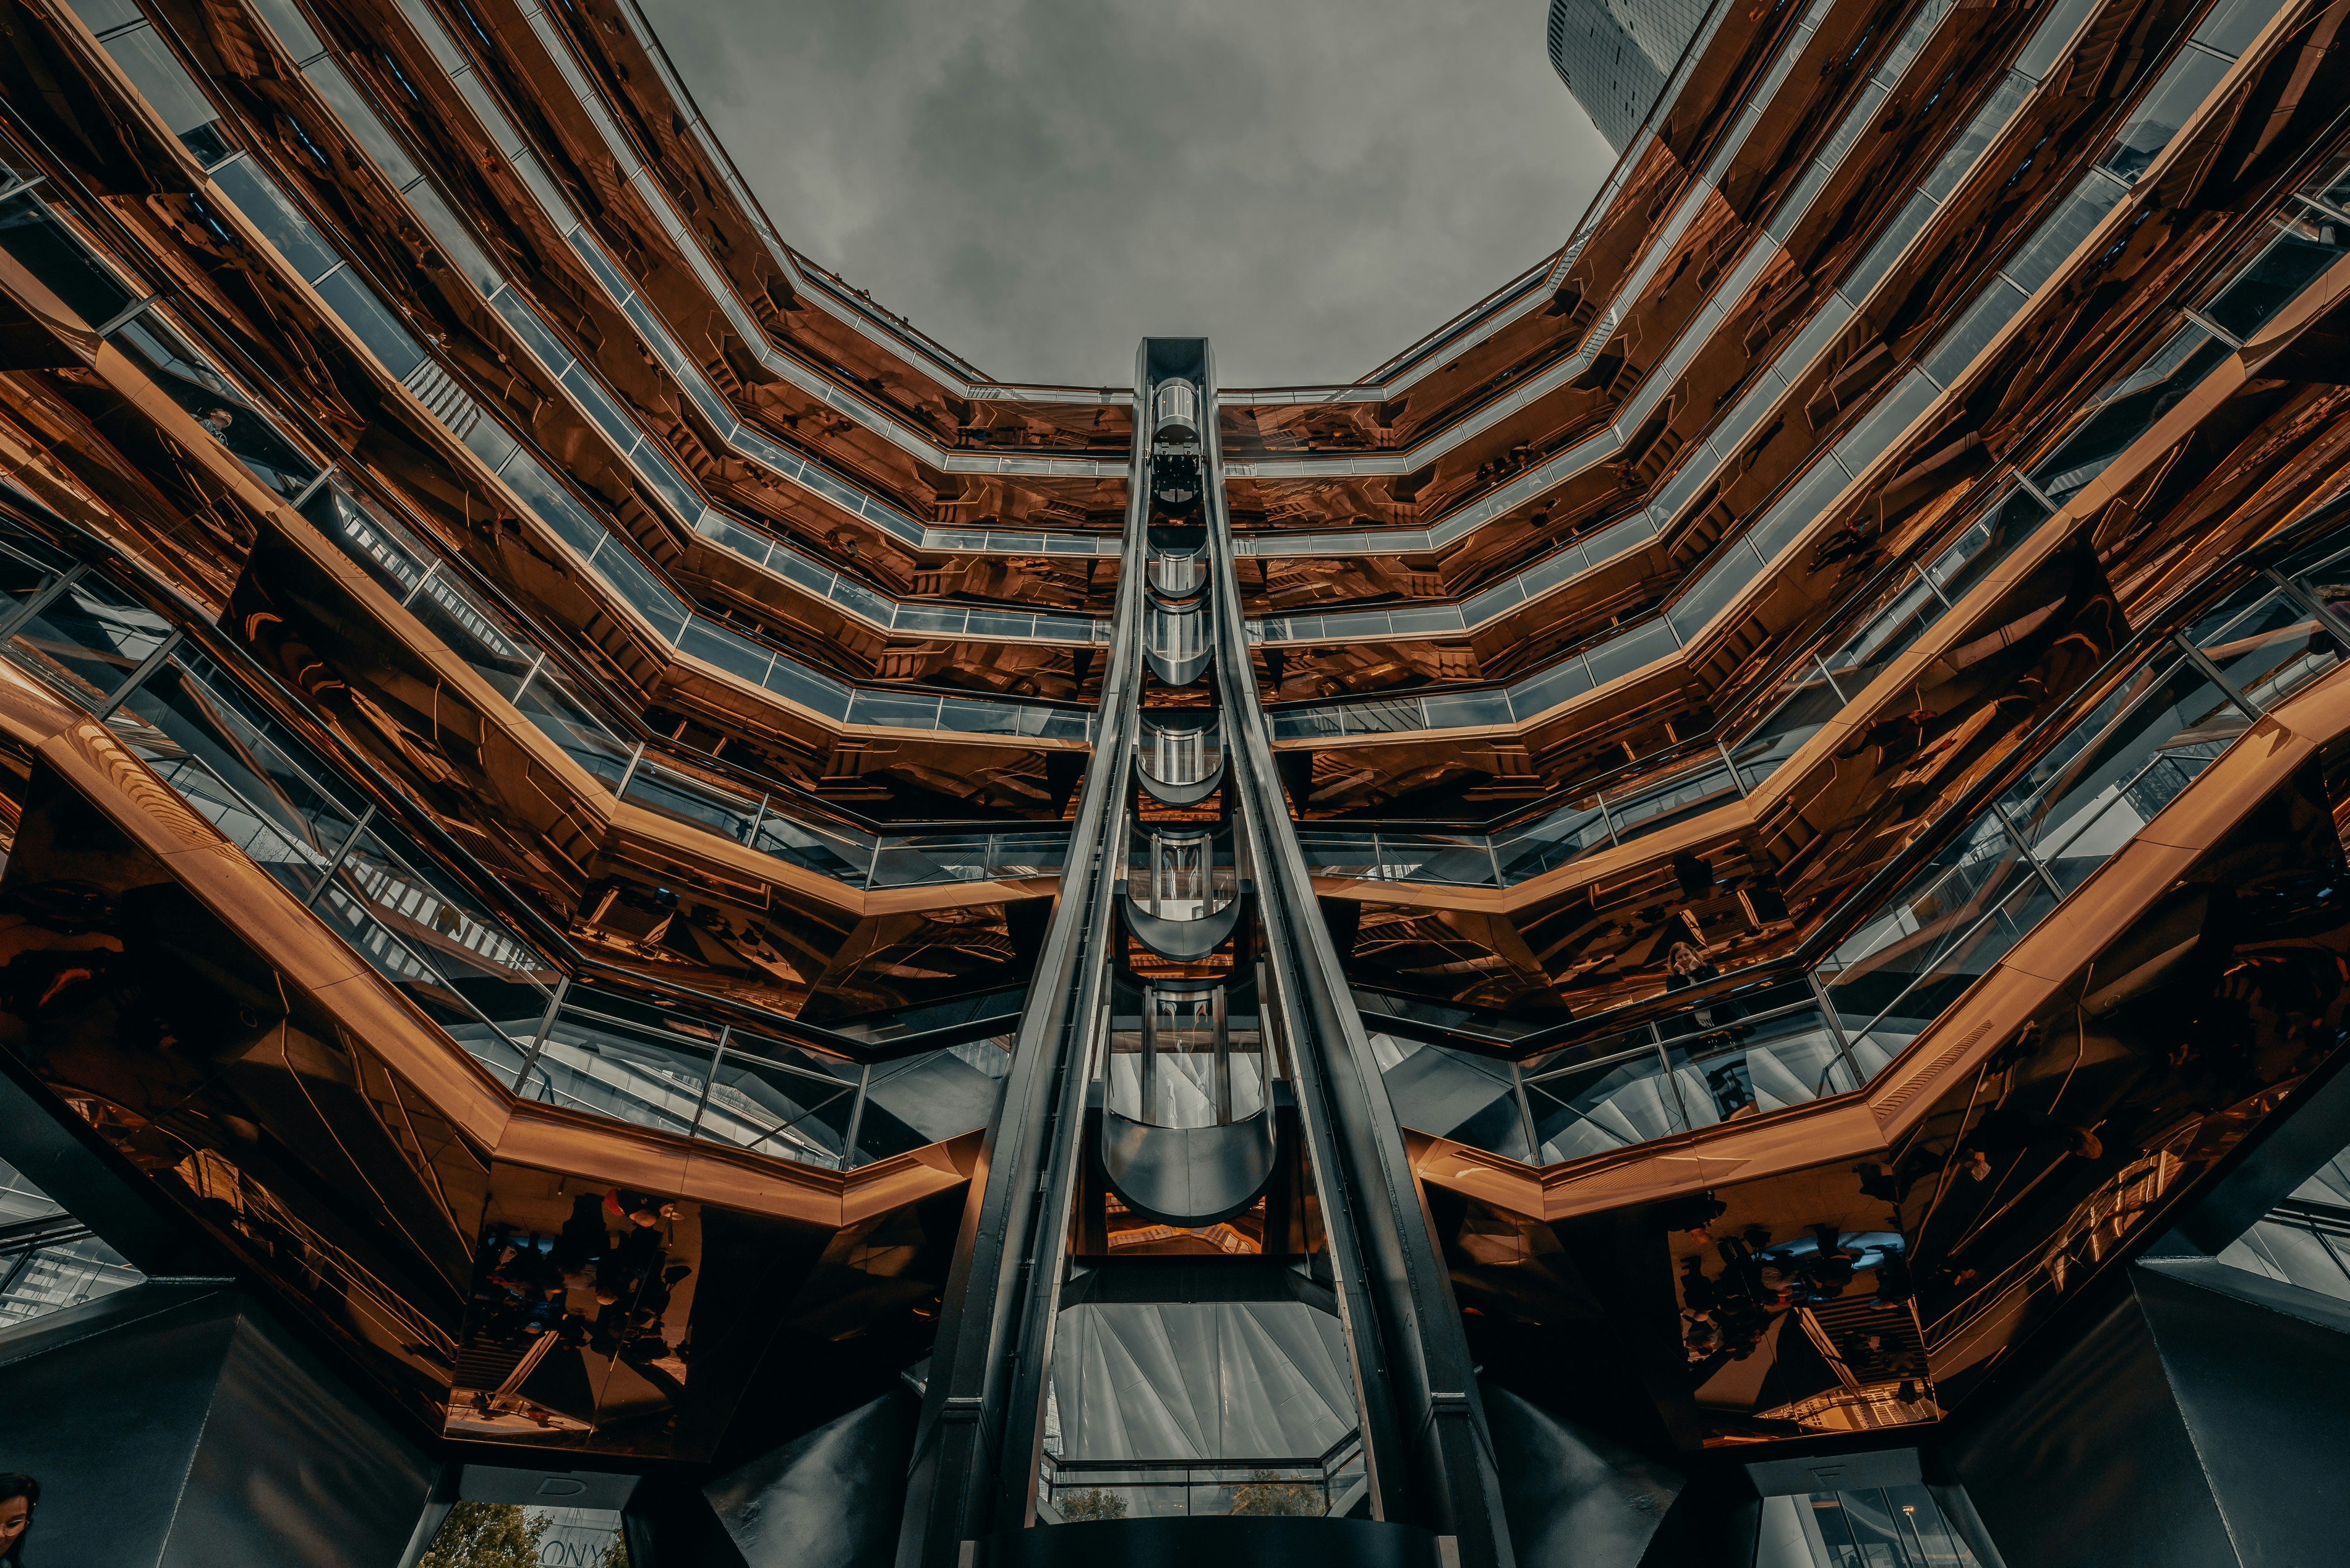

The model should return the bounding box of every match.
[223,520,1049,1018]
[1422,688,2350,1446]
[0,216,1058,1021]
[414,0,1134,456]
[139,0,1128,525]
[446,1162,963,1457]
[1269,213,2350,1021]
[1218,0,2338,803]
[0,655,981,1444]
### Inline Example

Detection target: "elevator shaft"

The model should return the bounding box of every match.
[897,340,1513,1568]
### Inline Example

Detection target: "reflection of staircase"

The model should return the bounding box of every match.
[451,1339,528,1393]
[1806,1293,1926,1384]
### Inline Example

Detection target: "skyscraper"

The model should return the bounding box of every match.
[1,0,2348,1564]
[1547,0,1719,150]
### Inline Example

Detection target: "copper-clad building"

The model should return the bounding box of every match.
[1,0,2349,1563]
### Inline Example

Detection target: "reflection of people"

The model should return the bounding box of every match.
[1666,941,1720,991]
[198,407,234,437]
[0,1473,39,1566]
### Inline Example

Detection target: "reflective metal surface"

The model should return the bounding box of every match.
[0,1284,436,1567]
[3,0,2350,1554]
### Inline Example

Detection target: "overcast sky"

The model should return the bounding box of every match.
[634,0,1611,389]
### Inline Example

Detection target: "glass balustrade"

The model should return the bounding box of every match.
[0,513,1028,1161]
[1270,113,2343,751]
[1126,828,1237,919]
[1139,714,1220,788]
[1370,508,2350,1168]
[1105,988,1266,1130]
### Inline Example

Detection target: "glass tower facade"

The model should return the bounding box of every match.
[1547,0,1720,150]
[1,0,2349,1562]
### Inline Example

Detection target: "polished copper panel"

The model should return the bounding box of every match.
[1418,665,2350,1446]
[0,650,981,1448]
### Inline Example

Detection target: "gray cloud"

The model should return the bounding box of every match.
[635,0,1612,388]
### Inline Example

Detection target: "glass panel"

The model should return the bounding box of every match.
[874,833,992,887]
[1499,654,1594,720]
[1523,1039,1689,1161]
[1604,761,1739,844]
[853,1039,1012,1163]
[246,0,325,59]
[1295,830,1380,882]
[302,59,422,187]
[8,573,172,705]
[1581,616,1678,689]
[1923,279,2025,386]
[847,689,946,731]
[1819,569,1942,699]
[0,541,64,614]
[2308,151,2350,213]
[1922,74,2031,202]
[497,456,604,558]
[761,654,855,722]
[2028,333,2229,505]
[1583,508,1657,565]
[622,761,763,844]
[513,669,636,785]
[1372,1036,1531,1161]
[0,1226,143,1329]
[487,285,572,372]
[2204,209,2350,342]
[1808,1485,1986,1566]
[109,317,318,498]
[1844,189,1938,301]
[209,155,339,282]
[405,179,500,294]
[2188,582,2339,709]
[2010,173,2132,294]
[1925,485,2047,602]
[588,542,691,642]
[105,25,221,135]
[1829,370,1941,490]
[518,1003,717,1135]
[1832,876,2059,1071]
[694,1046,858,1165]
[1419,689,1513,730]
[313,266,426,380]
[2194,0,2282,54]
[1662,1001,1856,1127]
[0,193,134,327]
[677,617,774,685]
[1492,798,1615,882]
[1667,545,1762,642]
[309,830,551,1055]
[108,650,372,892]
[1380,833,1499,888]
[1998,655,2247,888]
[1816,809,2048,1075]
[750,810,874,882]
[1730,662,1842,789]
[2101,48,2231,184]
[1749,462,1851,568]
[409,570,537,692]
[2015,0,2102,77]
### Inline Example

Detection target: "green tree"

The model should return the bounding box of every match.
[419,1502,550,1568]
[1230,1470,1323,1517]
[1056,1487,1129,1522]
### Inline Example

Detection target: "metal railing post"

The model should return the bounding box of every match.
[510,974,572,1094]
[303,803,378,909]
[685,1026,728,1140]
[840,1062,873,1170]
